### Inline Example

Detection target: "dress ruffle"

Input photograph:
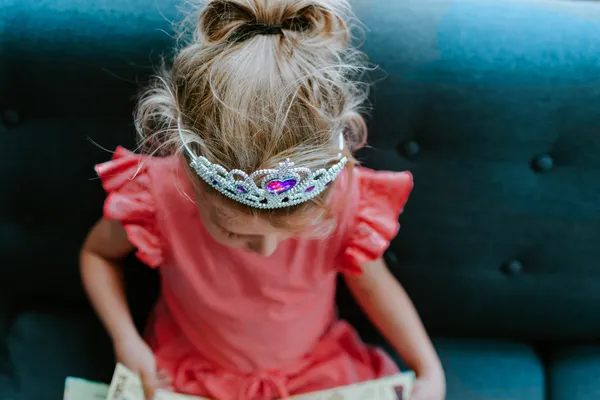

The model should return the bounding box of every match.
[95,147,163,267]
[339,169,414,275]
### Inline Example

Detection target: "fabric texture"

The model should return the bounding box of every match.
[96,147,413,399]
[547,346,600,400]
[6,311,114,399]
[435,339,546,400]
[95,147,163,267]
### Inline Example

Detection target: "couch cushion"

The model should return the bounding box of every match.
[379,338,544,400]
[3,0,600,342]
[0,0,175,304]
[0,375,15,400]
[548,346,600,400]
[352,0,600,342]
[436,339,545,400]
[5,310,113,400]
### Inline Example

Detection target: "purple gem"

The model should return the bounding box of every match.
[325,181,332,186]
[393,386,404,400]
[306,186,315,193]
[266,179,297,194]
[236,186,247,193]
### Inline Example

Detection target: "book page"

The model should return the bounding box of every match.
[290,372,414,400]
[66,364,414,400]
[105,364,211,400]
[63,377,109,400]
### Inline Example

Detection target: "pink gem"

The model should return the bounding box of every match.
[266,179,297,194]
[306,186,315,192]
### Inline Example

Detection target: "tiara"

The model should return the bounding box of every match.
[177,117,347,209]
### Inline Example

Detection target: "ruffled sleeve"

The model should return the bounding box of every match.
[338,169,414,276]
[95,146,163,268]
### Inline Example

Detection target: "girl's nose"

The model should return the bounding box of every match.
[249,234,279,257]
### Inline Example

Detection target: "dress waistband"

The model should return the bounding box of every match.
[239,371,290,400]
[173,354,291,400]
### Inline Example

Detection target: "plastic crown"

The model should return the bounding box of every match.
[178,116,347,209]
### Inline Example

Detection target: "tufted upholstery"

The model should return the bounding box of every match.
[1,0,600,399]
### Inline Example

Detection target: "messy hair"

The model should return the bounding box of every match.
[134,0,370,232]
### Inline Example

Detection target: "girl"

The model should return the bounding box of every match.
[80,1,445,399]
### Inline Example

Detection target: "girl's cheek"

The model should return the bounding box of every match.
[204,224,228,244]
[223,238,248,250]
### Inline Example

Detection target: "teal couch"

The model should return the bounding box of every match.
[2,0,600,399]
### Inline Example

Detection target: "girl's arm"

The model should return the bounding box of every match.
[81,219,165,398]
[80,218,138,343]
[345,257,445,398]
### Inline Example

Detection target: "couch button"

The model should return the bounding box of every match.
[502,260,523,276]
[1,109,20,127]
[398,139,420,159]
[532,154,553,172]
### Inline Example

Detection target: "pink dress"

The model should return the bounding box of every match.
[96,147,413,400]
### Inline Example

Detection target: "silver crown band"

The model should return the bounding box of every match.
[177,116,347,209]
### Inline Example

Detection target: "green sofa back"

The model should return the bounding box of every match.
[1,0,600,344]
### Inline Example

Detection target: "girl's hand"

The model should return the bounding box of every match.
[410,370,446,400]
[113,333,173,399]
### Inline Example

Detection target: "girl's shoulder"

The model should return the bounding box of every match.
[94,147,190,267]
[95,145,180,179]
[333,166,414,223]
[330,167,414,275]
[95,146,188,197]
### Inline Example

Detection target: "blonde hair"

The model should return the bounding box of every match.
[135,0,370,229]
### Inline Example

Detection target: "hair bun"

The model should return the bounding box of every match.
[284,4,349,46]
[199,1,254,43]
[198,1,350,47]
